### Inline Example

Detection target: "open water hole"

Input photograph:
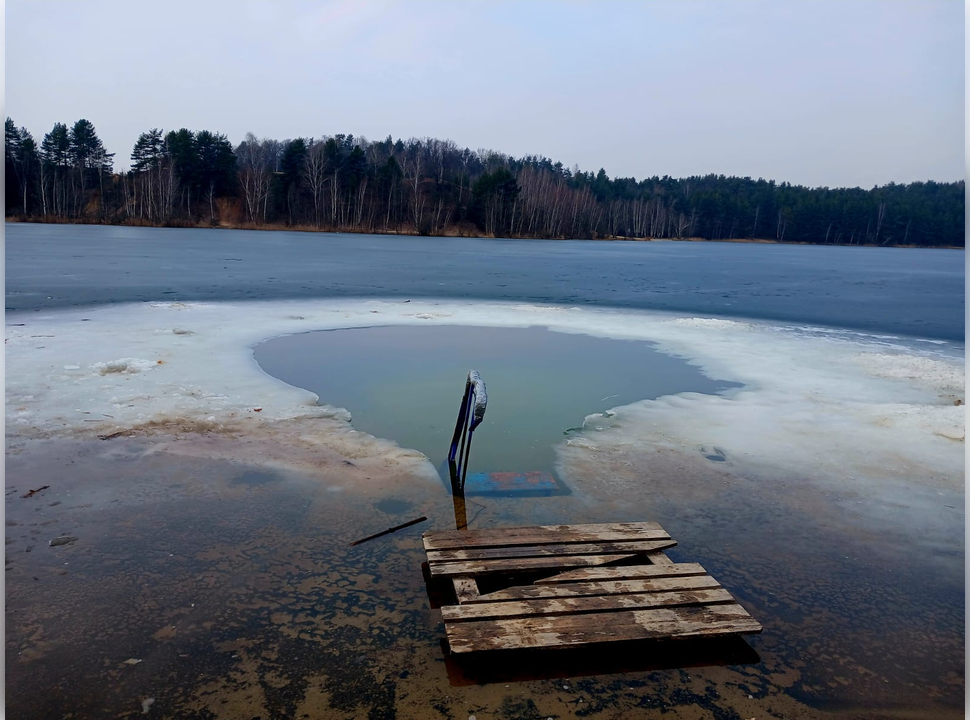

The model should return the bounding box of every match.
[252,324,740,482]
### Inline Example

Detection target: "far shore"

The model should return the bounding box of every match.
[4,216,963,250]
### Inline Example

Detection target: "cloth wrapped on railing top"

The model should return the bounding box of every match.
[466,370,487,431]
[448,370,487,478]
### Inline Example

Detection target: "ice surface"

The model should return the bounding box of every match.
[5,299,964,490]
[91,358,158,375]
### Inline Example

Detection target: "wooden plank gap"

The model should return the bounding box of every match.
[467,575,721,604]
[423,522,671,551]
[428,553,638,578]
[535,562,707,585]
[427,539,676,563]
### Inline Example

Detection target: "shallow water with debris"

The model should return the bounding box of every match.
[6,429,963,719]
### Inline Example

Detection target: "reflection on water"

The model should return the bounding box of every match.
[374,497,415,516]
[253,325,740,478]
[4,432,963,719]
[443,636,762,687]
[229,469,281,486]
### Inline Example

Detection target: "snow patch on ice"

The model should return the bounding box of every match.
[856,352,964,394]
[667,317,751,330]
[5,299,964,492]
[91,358,158,375]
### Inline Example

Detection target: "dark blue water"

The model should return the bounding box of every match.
[5,223,965,341]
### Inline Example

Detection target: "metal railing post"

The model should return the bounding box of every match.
[447,370,487,492]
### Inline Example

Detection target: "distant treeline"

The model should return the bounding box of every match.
[5,117,964,246]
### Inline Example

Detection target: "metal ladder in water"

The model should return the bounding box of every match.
[448,370,487,492]
[447,371,487,530]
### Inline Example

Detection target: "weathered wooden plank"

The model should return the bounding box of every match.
[452,577,480,604]
[445,604,762,653]
[536,562,707,584]
[442,588,736,623]
[423,522,670,551]
[645,551,674,566]
[428,553,636,578]
[467,574,721,604]
[427,539,676,563]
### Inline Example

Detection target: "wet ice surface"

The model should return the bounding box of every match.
[252,325,741,478]
[6,222,965,341]
[5,298,965,718]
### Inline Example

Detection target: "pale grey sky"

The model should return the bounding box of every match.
[5,0,965,187]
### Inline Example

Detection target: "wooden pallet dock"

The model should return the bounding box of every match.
[423,521,762,654]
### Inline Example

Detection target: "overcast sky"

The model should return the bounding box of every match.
[5,0,964,187]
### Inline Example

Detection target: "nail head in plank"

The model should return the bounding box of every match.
[452,578,480,604]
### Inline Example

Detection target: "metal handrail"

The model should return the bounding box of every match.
[448,370,487,490]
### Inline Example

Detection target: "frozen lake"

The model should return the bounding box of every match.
[4,223,965,719]
[6,222,966,340]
